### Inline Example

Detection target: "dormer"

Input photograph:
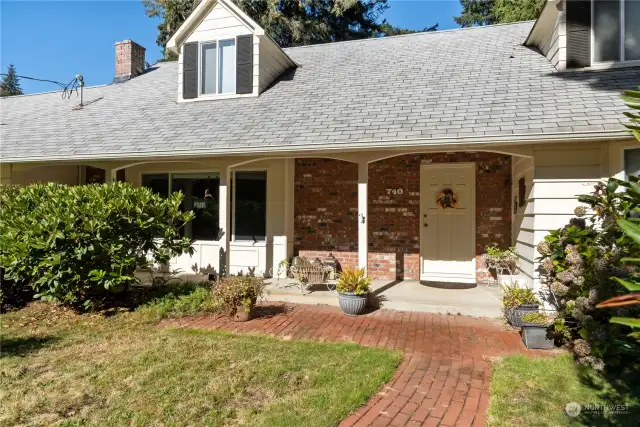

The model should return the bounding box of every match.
[525,0,640,71]
[166,0,296,102]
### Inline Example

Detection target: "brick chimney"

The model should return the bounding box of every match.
[114,40,146,83]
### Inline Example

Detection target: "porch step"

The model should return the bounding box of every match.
[264,280,502,318]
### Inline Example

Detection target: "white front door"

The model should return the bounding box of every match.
[420,163,476,283]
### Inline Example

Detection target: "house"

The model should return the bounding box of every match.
[1,0,638,294]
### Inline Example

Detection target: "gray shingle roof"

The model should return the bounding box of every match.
[1,21,638,163]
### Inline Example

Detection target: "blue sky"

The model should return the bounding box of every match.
[1,0,462,94]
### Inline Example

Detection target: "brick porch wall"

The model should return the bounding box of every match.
[368,153,512,281]
[294,153,512,281]
[294,159,359,270]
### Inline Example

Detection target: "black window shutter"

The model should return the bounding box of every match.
[566,0,591,68]
[236,35,253,94]
[183,42,198,99]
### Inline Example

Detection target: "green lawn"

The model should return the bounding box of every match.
[0,303,401,427]
[488,354,640,427]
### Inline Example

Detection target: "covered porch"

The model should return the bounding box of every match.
[1,147,534,287]
[8,140,589,299]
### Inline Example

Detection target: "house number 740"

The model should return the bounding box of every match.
[386,188,404,195]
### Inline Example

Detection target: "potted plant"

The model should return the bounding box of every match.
[482,245,528,286]
[336,267,371,316]
[519,311,554,349]
[209,275,267,322]
[501,281,540,327]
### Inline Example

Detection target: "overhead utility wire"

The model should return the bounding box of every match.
[0,73,84,99]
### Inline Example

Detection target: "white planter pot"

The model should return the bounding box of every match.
[497,274,529,288]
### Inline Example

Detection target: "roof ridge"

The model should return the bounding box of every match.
[0,83,113,99]
[0,62,174,99]
[283,20,535,52]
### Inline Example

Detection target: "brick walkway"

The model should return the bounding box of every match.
[162,303,546,427]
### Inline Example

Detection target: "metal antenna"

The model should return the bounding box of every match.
[76,74,84,107]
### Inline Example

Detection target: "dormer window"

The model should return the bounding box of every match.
[182,34,254,100]
[592,0,640,64]
[170,0,296,102]
[200,39,237,95]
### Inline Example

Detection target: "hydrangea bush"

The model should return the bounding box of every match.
[537,179,640,369]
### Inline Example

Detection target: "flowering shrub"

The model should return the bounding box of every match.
[537,178,640,370]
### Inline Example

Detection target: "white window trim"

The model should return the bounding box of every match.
[140,169,268,244]
[197,36,237,98]
[590,0,640,66]
[231,169,268,244]
[140,170,221,242]
[620,146,640,180]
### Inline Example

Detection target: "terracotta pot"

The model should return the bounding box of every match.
[233,304,253,322]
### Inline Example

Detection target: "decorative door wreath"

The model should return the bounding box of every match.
[436,188,457,209]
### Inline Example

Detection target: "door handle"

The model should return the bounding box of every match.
[423,213,428,228]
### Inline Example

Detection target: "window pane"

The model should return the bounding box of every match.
[172,173,220,241]
[201,43,217,95]
[142,174,169,198]
[594,0,621,62]
[625,149,640,177]
[234,171,266,241]
[218,39,236,94]
[625,0,640,60]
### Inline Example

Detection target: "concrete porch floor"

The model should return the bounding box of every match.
[264,279,503,318]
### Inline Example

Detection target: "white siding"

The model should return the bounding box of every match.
[512,156,535,283]
[10,165,80,185]
[607,138,640,179]
[528,143,605,291]
[185,2,250,42]
[177,2,260,101]
[258,36,294,93]
[540,9,566,70]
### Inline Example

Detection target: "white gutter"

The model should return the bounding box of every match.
[0,130,632,164]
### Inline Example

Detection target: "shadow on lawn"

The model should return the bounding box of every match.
[1,336,59,358]
[575,358,640,426]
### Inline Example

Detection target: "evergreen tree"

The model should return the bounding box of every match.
[143,0,430,59]
[0,64,24,97]
[492,0,545,23]
[454,0,495,27]
[454,0,544,27]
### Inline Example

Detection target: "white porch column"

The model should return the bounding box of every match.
[108,168,118,183]
[219,166,231,276]
[358,162,368,272]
